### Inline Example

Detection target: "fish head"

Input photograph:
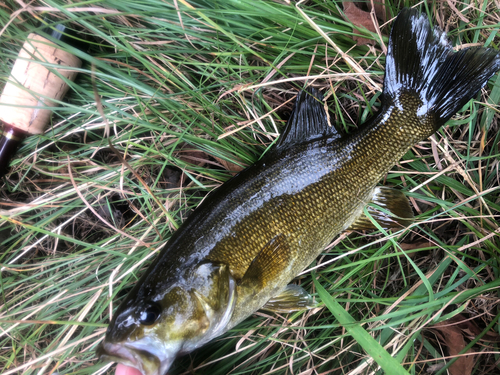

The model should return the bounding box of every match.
[97,262,236,375]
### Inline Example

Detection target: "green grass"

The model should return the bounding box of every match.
[0,1,499,374]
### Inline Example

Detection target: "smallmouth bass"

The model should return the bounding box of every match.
[97,8,500,375]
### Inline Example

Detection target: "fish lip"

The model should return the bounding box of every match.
[97,341,140,370]
[97,340,163,375]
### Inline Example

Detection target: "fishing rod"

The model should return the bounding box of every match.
[0,20,83,178]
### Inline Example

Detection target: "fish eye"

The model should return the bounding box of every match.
[139,301,161,325]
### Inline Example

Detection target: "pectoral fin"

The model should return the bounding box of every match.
[240,233,291,289]
[262,284,315,313]
[348,187,413,231]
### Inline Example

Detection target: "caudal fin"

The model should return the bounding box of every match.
[384,8,500,129]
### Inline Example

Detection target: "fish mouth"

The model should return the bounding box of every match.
[97,340,173,375]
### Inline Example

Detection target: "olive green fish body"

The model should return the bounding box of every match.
[97,8,500,375]
[211,93,434,327]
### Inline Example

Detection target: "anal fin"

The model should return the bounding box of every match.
[348,187,413,231]
[262,284,315,313]
[240,233,291,289]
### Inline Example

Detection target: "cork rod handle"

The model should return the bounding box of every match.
[0,33,82,135]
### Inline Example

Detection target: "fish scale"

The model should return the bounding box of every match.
[97,8,500,375]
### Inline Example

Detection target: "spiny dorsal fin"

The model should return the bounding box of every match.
[348,187,414,231]
[276,88,340,150]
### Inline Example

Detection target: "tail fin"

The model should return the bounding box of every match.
[384,8,500,129]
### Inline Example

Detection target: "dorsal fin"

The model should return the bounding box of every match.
[276,88,340,150]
